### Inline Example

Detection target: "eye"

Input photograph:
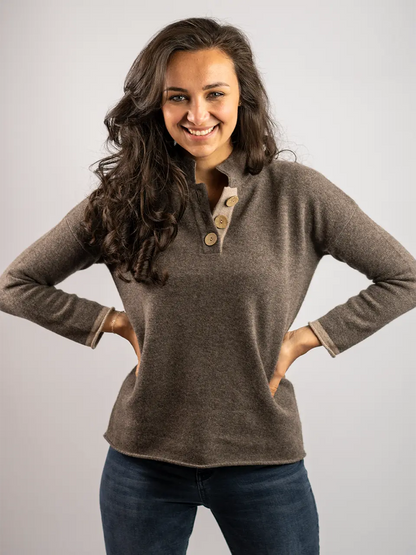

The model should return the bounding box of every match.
[168,94,186,102]
[168,92,224,102]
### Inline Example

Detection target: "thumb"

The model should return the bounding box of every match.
[269,356,291,395]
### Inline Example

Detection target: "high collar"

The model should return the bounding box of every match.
[175,147,248,189]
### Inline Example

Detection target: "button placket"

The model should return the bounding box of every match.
[193,183,239,254]
[178,150,246,254]
[210,186,239,251]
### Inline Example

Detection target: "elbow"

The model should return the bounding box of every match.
[0,269,10,311]
[0,272,15,314]
[377,261,416,316]
[0,269,27,315]
[401,261,416,308]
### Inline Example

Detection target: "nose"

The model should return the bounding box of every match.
[186,99,211,126]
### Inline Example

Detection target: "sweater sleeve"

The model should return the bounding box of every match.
[0,197,115,349]
[302,166,416,358]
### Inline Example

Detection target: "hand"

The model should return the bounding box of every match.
[268,326,321,396]
[113,312,141,377]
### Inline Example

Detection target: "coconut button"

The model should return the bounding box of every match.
[225,195,239,207]
[214,214,228,229]
[204,233,218,246]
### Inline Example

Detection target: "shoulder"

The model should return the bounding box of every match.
[64,196,90,228]
[63,196,91,243]
[63,195,102,260]
[264,158,358,214]
[264,157,341,190]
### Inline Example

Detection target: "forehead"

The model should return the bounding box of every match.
[164,49,236,84]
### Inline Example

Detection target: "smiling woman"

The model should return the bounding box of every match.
[1,14,414,555]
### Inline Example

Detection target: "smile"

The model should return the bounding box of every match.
[181,124,219,139]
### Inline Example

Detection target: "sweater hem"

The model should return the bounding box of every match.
[103,432,307,469]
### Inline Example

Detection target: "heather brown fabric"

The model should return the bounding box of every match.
[1,148,415,468]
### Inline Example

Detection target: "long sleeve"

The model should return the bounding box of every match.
[303,166,416,358]
[0,197,115,349]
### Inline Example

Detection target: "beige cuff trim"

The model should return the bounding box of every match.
[307,320,339,358]
[88,306,115,349]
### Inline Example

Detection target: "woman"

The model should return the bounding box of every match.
[1,17,415,555]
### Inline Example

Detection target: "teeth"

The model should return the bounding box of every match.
[187,125,217,136]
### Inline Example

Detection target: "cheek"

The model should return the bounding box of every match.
[218,105,238,125]
[162,106,180,126]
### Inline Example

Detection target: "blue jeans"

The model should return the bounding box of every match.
[99,446,320,554]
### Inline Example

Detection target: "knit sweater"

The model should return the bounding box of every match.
[1,147,415,468]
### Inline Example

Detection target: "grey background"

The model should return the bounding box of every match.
[1,1,415,554]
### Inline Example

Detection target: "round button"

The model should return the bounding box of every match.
[225,195,239,207]
[204,232,218,246]
[214,214,228,229]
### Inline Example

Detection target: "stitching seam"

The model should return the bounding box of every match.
[64,216,96,260]
[330,202,358,249]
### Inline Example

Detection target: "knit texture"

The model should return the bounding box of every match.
[1,147,415,468]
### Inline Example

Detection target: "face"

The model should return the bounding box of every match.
[160,49,241,164]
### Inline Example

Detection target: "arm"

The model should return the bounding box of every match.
[270,169,416,394]
[0,197,116,349]
[303,166,416,357]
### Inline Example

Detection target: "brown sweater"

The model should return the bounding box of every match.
[1,148,415,468]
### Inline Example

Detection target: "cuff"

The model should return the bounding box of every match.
[88,306,115,349]
[307,320,339,358]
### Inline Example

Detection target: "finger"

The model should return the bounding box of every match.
[269,378,282,395]
[269,367,286,391]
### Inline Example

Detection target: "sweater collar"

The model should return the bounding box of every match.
[175,147,247,189]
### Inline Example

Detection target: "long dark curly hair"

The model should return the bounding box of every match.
[82,17,295,286]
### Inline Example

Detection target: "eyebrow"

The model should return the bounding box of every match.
[163,82,230,93]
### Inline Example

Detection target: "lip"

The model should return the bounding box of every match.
[181,124,219,140]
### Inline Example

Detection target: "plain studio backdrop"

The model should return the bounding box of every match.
[0,2,415,554]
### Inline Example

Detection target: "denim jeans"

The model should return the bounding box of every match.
[99,445,320,554]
